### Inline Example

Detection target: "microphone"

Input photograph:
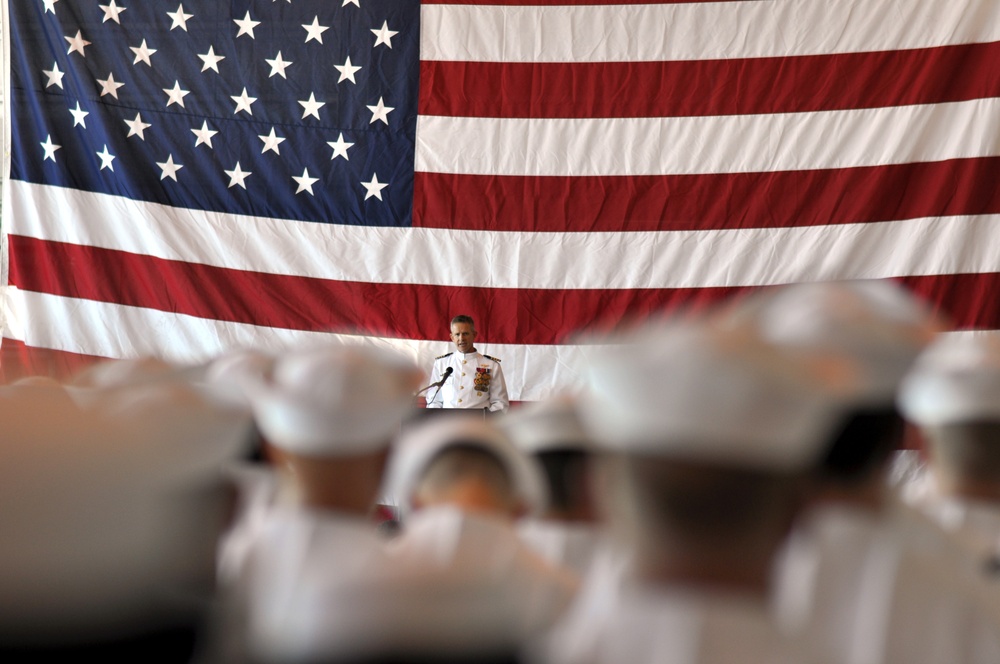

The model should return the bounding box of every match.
[425,366,453,405]
[414,366,455,398]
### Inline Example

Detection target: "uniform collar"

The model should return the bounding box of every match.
[456,350,480,361]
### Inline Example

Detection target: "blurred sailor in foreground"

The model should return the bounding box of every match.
[501,397,605,577]
[716,280,947,664]
[542,318,850,664]
[0,371,253,662]
[892,333,1000,662]
[220,343,423,662]
[382,415,579,648]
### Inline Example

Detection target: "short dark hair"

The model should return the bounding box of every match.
[536,449,590,513]
[819,407,904,484]
[416,442,514,500]
[451,315,475,330]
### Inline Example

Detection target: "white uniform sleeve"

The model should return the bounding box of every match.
[489,360,510,413]
[426,358,444,408]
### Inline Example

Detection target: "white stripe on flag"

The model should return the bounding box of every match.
[421,0,1000,63]
[11,182,1000,291]
[2,288,601,401]
[415,98,1000,177]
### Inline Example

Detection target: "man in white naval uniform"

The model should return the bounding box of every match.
[427,314,510,413]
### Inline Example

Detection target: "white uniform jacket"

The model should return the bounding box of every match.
[426,350,509,413]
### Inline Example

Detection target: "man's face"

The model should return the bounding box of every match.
[450,322,477,353]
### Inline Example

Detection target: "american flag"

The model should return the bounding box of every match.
[3,0,1000,398]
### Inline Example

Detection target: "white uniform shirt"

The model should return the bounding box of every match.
[426,350,509,413]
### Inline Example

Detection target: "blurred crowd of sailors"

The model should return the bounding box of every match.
[4,280,1000,663]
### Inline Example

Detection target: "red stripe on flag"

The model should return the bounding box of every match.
[8,237,1000,344]
[420,42,1000,119]
[7,236,744,344]
[414,157,1000,232]
[0,337,106,383]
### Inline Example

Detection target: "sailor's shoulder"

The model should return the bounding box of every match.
[435,352,454,361]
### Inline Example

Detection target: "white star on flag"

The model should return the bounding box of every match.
[157,154,183,181]
[191,121,218,148]
[234,12,260,39]
[163,81,190,107]
[65,31,91,57]
[97,72,124,99]
[96,145,116,171]
[40,134,61,162]
[293,168,320,195]
[327,133,353,161]
[334,56,361,84]
[258,128,286,155]
[99,1,125,24]
[130,39,156,66]
[371,21,398,49]
[266,52,293,79]
[43,0,59,15]
[367,97,394,125]
[198,46,225,73]
[231,88,257,115]
[343,0,360,7]
[303,17,329,44]
[361,173,388,200]
[225,162,252,189]
[298,93,325,120]
[43,62,65,89]
[69,102,89,128]
[167,4,193,32]
[124,113,151,139]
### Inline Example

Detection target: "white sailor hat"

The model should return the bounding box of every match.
[93,380,255,480]
[718,280,944,406]
[203,348,275,409]
[499,395,592,454]
[898,333,1000,426]
[382,415,548,516]
[71,356,202,389]
[250,343,423,456]
[580,320,852,471]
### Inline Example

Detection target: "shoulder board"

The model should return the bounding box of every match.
[435,352,454,360]
[483,354,501,363]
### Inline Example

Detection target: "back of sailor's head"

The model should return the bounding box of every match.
[579,319,851,557]
[250,342,423,512]
[717,280,945,483]
[384,415,547,520]
[500,397,596,520]
[899,334,1000,496]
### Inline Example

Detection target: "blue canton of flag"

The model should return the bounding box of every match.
[10,0,419,227]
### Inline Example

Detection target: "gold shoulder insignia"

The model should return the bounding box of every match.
[435,352,454,360]
[483,354,501,363]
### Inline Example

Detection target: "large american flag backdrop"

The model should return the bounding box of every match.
[2,0,1000,397]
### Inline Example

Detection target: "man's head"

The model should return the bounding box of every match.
[501,396,597,522]
[715,280,944,492]
[450,314,477,354]
[580,320,848,590]
[383,416,547,520]
[251,343,423,513]
[899,334,1000,501]
[412,443,523,517]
